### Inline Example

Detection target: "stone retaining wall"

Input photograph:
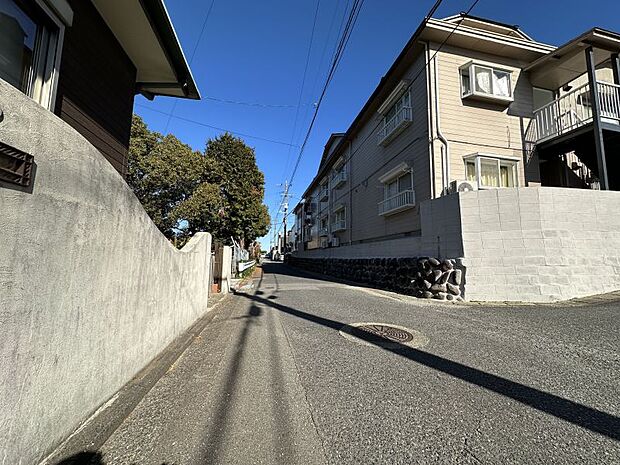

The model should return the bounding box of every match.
[286,256,464,300]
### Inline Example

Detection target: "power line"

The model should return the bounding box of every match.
[286,0,366,187]
[280,0,323,187]
[135,103,300,147]
[164,0,217,133]
[270,0,365,242]
[276,0,482,237]
[204,96,310,108]
[295,0,347,169]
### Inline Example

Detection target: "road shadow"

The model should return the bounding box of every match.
[236,290,620,441]
[55,452,104,465]
[200,273,265,464]
[53,451,173,465]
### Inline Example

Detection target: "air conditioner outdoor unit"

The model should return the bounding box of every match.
[331,237,340,247]
[450,180,477,193]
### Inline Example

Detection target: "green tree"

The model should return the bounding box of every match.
[127,115,210,238]
[201,133,270,244]
[127,116,269,246]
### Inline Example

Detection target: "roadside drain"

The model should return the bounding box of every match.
[339,322,429,349]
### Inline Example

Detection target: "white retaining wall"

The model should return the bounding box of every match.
[460,187,620,302]
[0,81,212,465]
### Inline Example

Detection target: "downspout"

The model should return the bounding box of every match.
[433,51,449,194]
[425,41,436,199]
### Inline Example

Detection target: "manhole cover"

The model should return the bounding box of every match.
[339,322,429,349]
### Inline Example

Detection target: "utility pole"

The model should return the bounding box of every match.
[279,181,291,255]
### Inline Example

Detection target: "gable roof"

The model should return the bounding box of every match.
[441,13,534,41]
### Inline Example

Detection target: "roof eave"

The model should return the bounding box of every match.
[139,0,201,100]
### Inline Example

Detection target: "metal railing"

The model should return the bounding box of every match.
[332,170,347,187]
[332,219,346,232]
[377,106,412,145]
[378,190,416,216]
[599,81,620,120]
[532,81,620,143]
[319,227,329,236]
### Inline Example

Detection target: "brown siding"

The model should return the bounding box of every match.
[54,0,137,176]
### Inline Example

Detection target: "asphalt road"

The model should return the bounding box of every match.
[56,261,620,465]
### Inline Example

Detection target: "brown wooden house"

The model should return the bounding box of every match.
[0,0,200,176]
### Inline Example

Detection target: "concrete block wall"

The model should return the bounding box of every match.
[459,188,620,301]
[294,186,620,303]
[0,81,213,465]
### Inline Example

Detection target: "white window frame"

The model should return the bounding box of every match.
[377,81,413,146]
[460,61,514,104]
[331,162,347,188]
[377,162,416,216]
[2,0,69,110]
[464,153,519,189]
[332,205,346,232]
[383,170,413,200]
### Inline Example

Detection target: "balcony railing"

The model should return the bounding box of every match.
[319,227,329,237]
[319,185,329,201]
[332,219,346,232]
[531,81,620,143]
[378,190,416,216]
[377,106,412,146]
[332,170,346,188]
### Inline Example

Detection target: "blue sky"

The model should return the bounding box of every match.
[134,0,620,249]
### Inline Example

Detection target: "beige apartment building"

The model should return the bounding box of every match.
[295,13,620,252]
[291,13,620,302]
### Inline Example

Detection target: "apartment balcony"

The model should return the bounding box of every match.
[377,106,412,146]
[378,190,416,216]
[331,170,347,188]
[319,185,329,201]
[331,220,346,232]
[319,227,329,237]
[530,81,620,144]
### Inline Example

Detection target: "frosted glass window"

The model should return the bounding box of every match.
[475,67,492,94]
[493,70,510,97]
[462,64,512,100]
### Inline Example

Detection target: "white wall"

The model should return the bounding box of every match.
[0,81,212,465]
[460,188,620,301]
